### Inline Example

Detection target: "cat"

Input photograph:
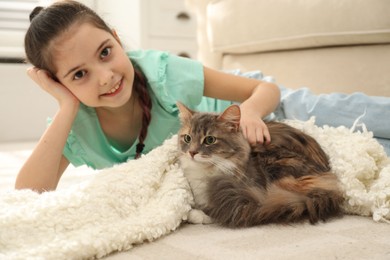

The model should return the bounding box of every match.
[176,102,344,228]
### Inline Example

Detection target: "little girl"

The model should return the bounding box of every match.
[15,1,280,192]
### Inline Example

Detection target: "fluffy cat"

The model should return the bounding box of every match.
[177,102,344,228]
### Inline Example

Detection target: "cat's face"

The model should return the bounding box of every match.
[177,102,250,175]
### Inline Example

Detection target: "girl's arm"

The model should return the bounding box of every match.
[15,107,76,192]
[203,67,281,145]
[15,68,79,192]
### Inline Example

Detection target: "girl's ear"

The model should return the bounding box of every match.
[176,101,194,123]
[218,105,241,132]
[112,29,122,45]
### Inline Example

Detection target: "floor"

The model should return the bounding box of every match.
[0,141,95,192]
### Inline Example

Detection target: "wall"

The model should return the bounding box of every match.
[0,64,57,142]
[96,0,143,50]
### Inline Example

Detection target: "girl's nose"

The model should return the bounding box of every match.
[99,68,114,86]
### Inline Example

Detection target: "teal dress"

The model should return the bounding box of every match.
[62,49,232,169]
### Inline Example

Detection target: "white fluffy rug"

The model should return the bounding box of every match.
[0,119,389,259]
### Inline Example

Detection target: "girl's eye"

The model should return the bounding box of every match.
[203,136,216,145]
[100,47,111,59]
[74,70,86,80]
[183,134,192,143]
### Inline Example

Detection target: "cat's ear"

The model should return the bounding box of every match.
[176,101,194,122]
[218,105,241,131]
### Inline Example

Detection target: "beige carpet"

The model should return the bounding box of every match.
[107,216,390,259]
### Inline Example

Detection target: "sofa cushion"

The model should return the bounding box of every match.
[207,0,390,53]
[222,45,390,96]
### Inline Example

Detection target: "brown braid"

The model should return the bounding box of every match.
[133,68,152,159]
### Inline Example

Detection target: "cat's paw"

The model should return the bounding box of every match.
[187,209,213,225]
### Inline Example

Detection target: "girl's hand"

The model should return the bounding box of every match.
[239,108,271,146]
[27,67,79,108]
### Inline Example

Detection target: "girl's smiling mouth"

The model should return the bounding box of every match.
[101,78,123,97]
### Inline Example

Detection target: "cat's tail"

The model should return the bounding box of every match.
[206,173,344,228]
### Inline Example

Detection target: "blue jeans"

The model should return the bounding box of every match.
[275,86,390,155]
[233,70,390,155]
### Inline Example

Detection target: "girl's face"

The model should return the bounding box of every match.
[52,22,134,109]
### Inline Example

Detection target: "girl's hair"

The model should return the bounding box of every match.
[25,0,152,159]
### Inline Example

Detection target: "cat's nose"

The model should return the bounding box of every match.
[189,151,198,158]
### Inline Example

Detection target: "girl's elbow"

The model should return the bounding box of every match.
[264,82,281,103]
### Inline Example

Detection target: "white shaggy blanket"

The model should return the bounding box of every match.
[0,137,193,259]
[1,119,389,259]
[288,118,390,222]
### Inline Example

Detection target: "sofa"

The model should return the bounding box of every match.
[187,0,390,97]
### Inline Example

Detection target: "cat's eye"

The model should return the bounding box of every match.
[183,134,192,143]
[203,136,216,145]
